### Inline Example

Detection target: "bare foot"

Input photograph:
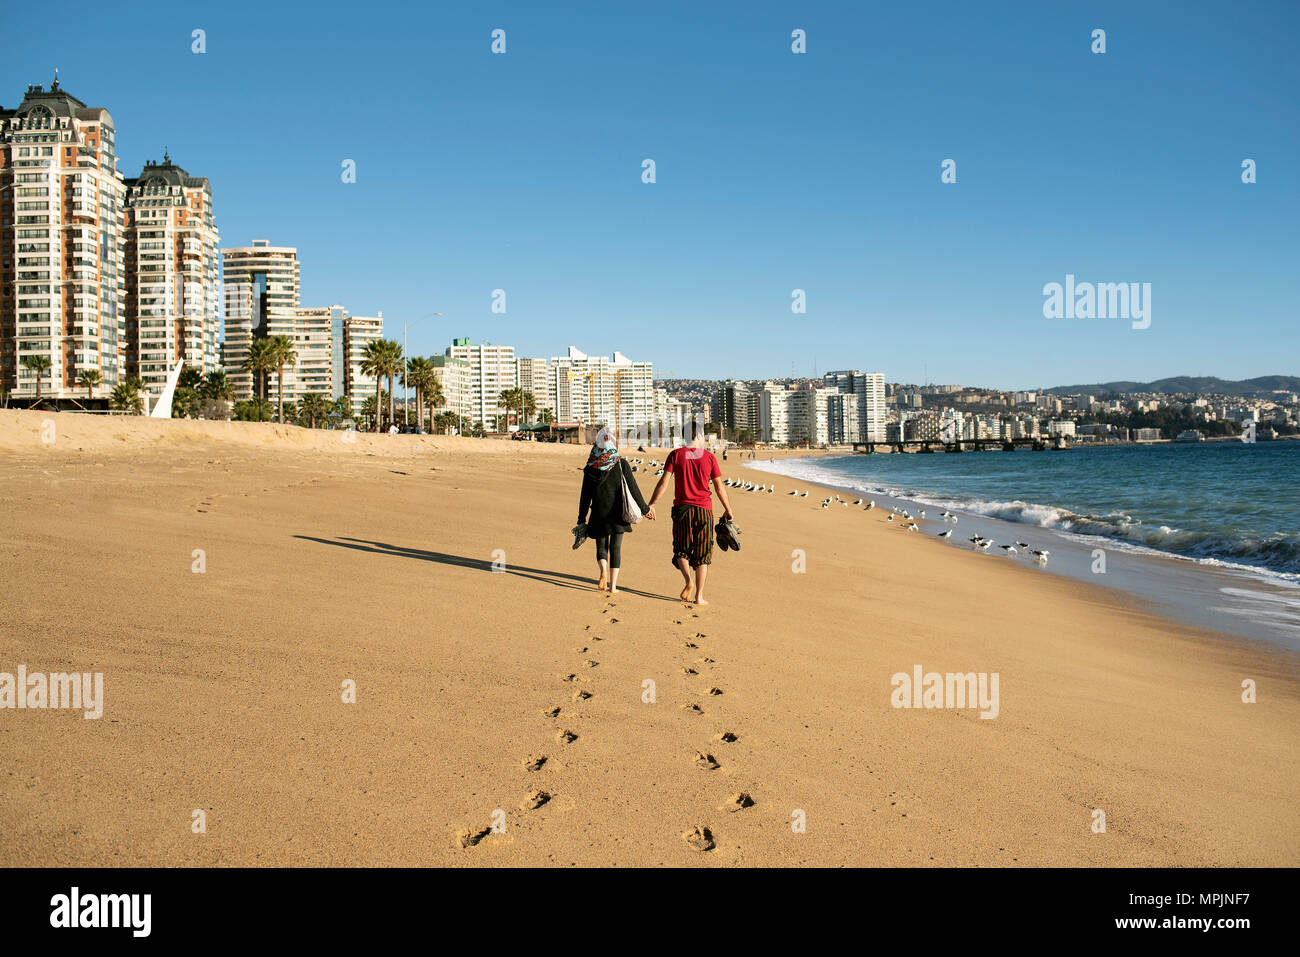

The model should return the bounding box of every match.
[597,575,607,591]
[679,585,693,601]
[608,586,618,595]
[694,595,709,606]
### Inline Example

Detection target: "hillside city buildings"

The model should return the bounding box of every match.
[4,79,1294,444]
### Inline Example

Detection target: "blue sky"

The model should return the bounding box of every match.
[7,0,1297,389]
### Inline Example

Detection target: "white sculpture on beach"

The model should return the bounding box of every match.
[149,359,185,419]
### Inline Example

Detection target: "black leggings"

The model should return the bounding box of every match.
[595,533,624,568]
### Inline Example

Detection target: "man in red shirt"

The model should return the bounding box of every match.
[645,431,734,605]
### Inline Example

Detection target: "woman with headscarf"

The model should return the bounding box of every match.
[575,431,653,594]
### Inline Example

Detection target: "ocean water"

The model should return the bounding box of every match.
[746,441,1300,646]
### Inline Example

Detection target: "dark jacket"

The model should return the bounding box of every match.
[578,458,648,538]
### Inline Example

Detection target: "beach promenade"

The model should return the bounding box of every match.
[1,409,1296,866]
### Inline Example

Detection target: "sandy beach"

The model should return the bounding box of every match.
[1,408,1296,867]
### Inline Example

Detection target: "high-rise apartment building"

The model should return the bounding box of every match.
[550,346,654,435]
[714,380,758,438]
[340,312,383,415]
[758,382,793,444]
[825,370,886,442]
[447,338,517,428]
[290,306,339,401]
[123,153,219,397]
[1,79,125,401]
[221,239,300,402]
[516,356,556,419]
[429,354,472,424]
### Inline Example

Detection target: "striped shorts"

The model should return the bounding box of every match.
[671,504,714,567]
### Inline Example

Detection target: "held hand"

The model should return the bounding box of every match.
[645,505,657,521]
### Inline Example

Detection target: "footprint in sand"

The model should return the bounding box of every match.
[572,689,592,701]
[583,660,599,669]
[683,641,698,650]
[541,707,561,718]
[681,703,704,715]
[696,657,715,665]
[707,687,723,696]
[523,755,548,771]
[575,646,588,654]
[681,667,698,676]
[456,826,493,849]
[694,751,720,770]
[719,792,755,812]
[713,731,738,743]
[556,729,578,744]
[559,674,578,683]
[520,790,551,810]
[682,825,715,852]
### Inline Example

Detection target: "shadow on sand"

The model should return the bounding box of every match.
[294,535,677,602]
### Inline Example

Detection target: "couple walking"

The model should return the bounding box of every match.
[575,430,735,605]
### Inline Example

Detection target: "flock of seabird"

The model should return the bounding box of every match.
[713,471,1052,566]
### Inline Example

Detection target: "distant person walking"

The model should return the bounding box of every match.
[576,432,652,595]
[646,432,734,605]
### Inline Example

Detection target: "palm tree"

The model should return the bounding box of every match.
[75,368,102,400]
[202,369,234,401]
[424,374,445,433]
[381,340,403,430]
[242,339,277,422]
[178,367,205,391]
[360,340,402,431]
[404,357,438,432]
[498,387,525,430]
[21,355,52,403]
[268,334,298,424]
[297,393,329,429]
[110,379,144,414]
[521,390,537,426]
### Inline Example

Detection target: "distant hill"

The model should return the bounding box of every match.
[1044,375,1300,397]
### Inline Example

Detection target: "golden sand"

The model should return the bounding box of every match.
[0,409,1296,866]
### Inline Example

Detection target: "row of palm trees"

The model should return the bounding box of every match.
[359,340,451,432]
[18,338,549,434]
[240,335,298,423]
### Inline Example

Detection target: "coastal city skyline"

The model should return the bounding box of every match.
[2,2,1296,390]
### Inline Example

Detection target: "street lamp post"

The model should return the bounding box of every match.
[402,311,443,430]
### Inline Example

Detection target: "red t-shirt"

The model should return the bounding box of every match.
[664,447,721,508]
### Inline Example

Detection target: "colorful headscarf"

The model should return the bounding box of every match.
[586,433,620,472]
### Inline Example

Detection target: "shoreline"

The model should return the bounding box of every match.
[745,451,1300,650]
[2,410,1296,866]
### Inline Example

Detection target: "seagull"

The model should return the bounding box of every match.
[853,498,863,506]
[919,510,926,518]
[887,514,894,522]
[907,523,919,532]
[788,490,798,496]
[865,500,875,510]
[1031,549,1050,564]
[937,529,952,538]
[800,491,808,498]
[975,539,995,551]
[1015,541,1029,549]
[821,501,830,509]
[1000,545,1018,554]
